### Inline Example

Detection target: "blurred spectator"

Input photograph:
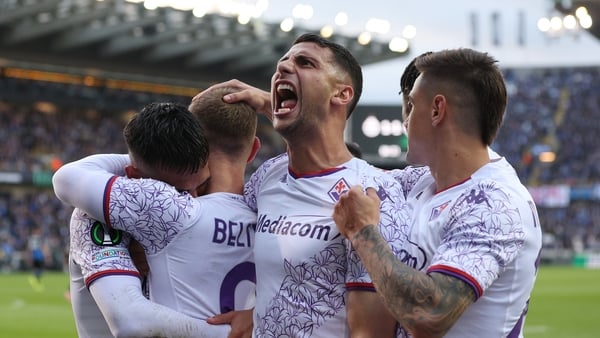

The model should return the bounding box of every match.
[1,66,600,272]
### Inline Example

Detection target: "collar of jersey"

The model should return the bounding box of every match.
[288,166,347,179]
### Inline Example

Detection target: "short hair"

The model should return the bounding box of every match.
[188,87,257,158]
[123,102,209,175]
[293,33,363,119]
[400,51,433,96]
[415,48,507,145]
[346,141,363,158]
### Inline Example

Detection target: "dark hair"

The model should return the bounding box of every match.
[346,141,363,158]
[415,48,507,145]
[293,33,363,118]
[123,102,209,175]
[188,87,257,157]
[400,51,433,96]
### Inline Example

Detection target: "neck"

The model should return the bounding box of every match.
[281,106,354,173]
[206,154,246,195]
[430,143,490,192]
[286,139,353,174]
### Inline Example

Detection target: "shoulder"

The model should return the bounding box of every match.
[198,192,251,209]
[112,177,189,201]
[471,159,532,202]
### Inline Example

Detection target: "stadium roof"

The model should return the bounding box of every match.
[555,0,600,41]
[0,0,408,91]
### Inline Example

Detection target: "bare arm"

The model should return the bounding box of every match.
[333,187,475,338]
[53,154,130,222]
[347,290,397,337]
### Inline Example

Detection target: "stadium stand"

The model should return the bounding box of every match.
[1,65,600,272]
[0,80,287,272]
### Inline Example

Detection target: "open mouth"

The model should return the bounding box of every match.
[275,83,298,114]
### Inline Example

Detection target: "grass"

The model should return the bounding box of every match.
[0,272,76,338]
[524,265,600,338]
[0,266,598,338]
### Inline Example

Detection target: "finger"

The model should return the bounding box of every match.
[227,331,250,338]
[333,199,344,220]
[350,185,365,195]
[207,311,235,325]
[223,92,243,103]
[365,187,381,202]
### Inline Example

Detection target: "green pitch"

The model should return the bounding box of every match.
[0,272,76,338]
[0,266,598,338]
[524,265,600,338]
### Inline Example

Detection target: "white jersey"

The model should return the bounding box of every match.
[389,157,542,338]
[69,208,139,337]
[105,181,257,319]
[244,153,408,338]
[53,154,257,337]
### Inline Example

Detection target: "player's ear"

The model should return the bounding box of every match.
[431,94,447,127]
[125,165,141,179]
[247,137,262,163]
[331,85,353,107]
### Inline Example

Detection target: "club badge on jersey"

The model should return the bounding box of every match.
[328,178,351,202]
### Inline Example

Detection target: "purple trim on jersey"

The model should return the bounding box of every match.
[507,307,526,338]
[103,175,119,227]
[288,166,346,179]
[427,264,483,299]
[345,281,376,292]
[85,269,141,289]
[434,176,470,194]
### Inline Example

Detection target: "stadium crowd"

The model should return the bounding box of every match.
[1,66,599,272]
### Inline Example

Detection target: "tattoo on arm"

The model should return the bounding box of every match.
[352,225,476,338]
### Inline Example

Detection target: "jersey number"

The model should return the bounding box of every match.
[219,261,256,313]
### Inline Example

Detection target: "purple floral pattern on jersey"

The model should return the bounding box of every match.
[108,177,196,255]
[254,242,347,337]
[357,173,410,269]
[70,208,137,280]
[388,165,429,198]
[435,181,526,290]
[251,159,410,337]
[244,153,287,212]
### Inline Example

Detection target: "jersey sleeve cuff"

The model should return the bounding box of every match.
[85,269,141,289]
[427,264,483,299]
[103,175,119,227]
[345,282,376,292]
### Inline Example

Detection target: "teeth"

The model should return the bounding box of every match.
[277,83,294,92]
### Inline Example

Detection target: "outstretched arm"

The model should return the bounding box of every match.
[333,186,475,338]
[53,154,129,222]
[90,275,231,338]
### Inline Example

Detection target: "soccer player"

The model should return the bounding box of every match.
[333,48,543,337]
[57,102,220,337]
[55,96,260,336]
[28,226,46,292]
[204,33,409,337]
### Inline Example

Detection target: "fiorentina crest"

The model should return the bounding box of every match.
[328,178,351,202]
[429,200,451,221]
